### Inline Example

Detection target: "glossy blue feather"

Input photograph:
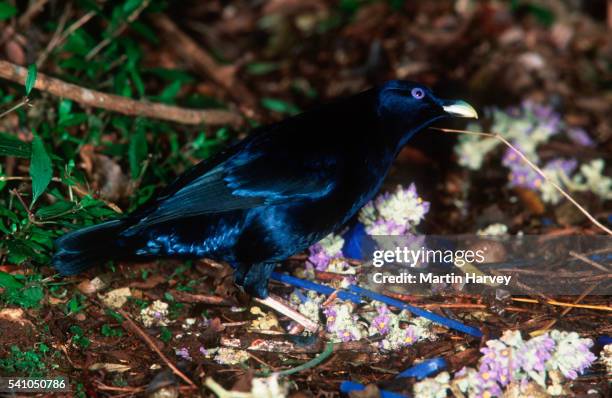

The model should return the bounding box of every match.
[53,80,475,298]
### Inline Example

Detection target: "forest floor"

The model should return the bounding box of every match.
[0,1,610,397]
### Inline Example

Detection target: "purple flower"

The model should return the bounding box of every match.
[372,313,391,335]
[365,219,408,235]
[567,127,595,147]
[403,326,418,345]
[515,334,555,374]
[338,329,357,342]
[324,307,337,331]
[543,158,577,177]
[308,244,334,271]
[176,347,192,361]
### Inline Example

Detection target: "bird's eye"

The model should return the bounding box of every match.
[411,88,425,99]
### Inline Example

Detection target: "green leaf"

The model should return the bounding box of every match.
[123,0,143,14]
[18,286,44,309]
[246,62,280,76]
[0,133,30,158]
[29,135,53,205]
[159,327,172,343]
[129,127,148,178]
[25,64,37,96]
[35,200,74,219]
[0,2,17,20]
[0,271,23,290]
[159,80,182,103]
[261,98,301,115]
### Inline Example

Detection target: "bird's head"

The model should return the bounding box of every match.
[377,80,478,146]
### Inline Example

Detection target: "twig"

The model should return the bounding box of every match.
[36,9,95,68]
[0,60,242,126]
[254,294,319,332]
[569,251,611,273]
[10,188,33,219]
[0,175,123,213]
[149,13,258,113]
[169,289,235,306]
[511,297,612,312]
[0,97,30,119]
[114,307,196,387]
[85,0,151,60]
[530,283,599,336]
[18,0,50,28]
[432,127,612,236]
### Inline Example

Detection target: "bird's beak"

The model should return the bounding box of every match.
[442,100,478,119]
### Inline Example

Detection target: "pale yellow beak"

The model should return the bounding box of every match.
[442,100,478,119]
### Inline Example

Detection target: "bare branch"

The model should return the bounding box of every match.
[0,59,242,126]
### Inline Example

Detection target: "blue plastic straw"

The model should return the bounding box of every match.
[270,272,482,338]
[348,285,483,338]
[340,381,408,398]
[271,272,362,303]
[396,357,447,380]
[597,335,612,346]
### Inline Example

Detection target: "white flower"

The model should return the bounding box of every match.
[500,329,525,347]
[547,330,595,379]
[453,367,480,396]
[139,300,170,327]
[377,184,430,227]
[324,303,366,343]
[601,344,612,374]
[214,348,249,365]
[456,135,500,170]
[573,159,612,200]
[297,292,325,323]
[477,223,508,236]
[318,233,345,256]
[251,374,289,398]
[414,371,450,398]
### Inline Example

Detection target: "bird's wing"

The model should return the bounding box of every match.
[126,131,337,230]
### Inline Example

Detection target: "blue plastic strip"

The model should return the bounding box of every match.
[271,272,362,304]
[348,285,483,338]
[597,335,612,346]
[340,381,408,398]
[293,289,309,303]
[396,357,447,380]
[270,273,482,338]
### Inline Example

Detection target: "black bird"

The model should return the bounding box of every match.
[53,80,477,299]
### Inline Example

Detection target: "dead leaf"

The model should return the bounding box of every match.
[77,276,107,295]
[100,287,132,309]
[0,308,33,327]
[514,187,545,215]
[89,363,131,373]
[79,145,131,202]
[130,274,167,289]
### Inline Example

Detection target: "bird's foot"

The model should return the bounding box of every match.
[235,262,276,299]
[254,294,319,333]
[234,263,319,332]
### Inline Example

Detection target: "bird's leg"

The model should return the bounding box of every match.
[239,262,276,298]
[239,263,319,332]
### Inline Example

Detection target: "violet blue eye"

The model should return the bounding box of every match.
[411,88,425,99]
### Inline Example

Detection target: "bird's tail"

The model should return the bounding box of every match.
[52,219,127,275]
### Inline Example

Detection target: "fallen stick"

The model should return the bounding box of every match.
[0,60,242,126]
[114,307,197,388]
[150,14,258,112]
[254,294,319,332]
[511,297,612,312]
